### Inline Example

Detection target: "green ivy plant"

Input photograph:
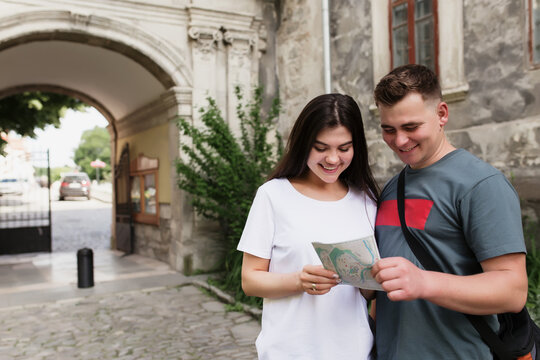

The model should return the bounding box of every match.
[523,215,540,322]
[176,86,282,307]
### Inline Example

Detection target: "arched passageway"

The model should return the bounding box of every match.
[0,3,269,274]
[0,10,191,265]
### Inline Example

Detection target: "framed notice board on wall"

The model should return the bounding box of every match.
[130,153,159,225]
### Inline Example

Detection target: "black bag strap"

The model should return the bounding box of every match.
[396,168,513,360]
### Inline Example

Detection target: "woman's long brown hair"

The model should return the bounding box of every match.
[268,93,379,203]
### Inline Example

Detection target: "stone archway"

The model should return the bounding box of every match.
[0,3,271,273]
[0,9,193,265]
[0,10,191,89]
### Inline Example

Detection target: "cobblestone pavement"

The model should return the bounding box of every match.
[0,285,260,360]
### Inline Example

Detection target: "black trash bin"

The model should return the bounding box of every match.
[77,248,94,288]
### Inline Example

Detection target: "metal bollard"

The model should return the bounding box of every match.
[77,248,94,288]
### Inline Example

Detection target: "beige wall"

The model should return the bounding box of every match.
[116,122,172,203]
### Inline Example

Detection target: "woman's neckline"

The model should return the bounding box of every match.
[284,178,351,202]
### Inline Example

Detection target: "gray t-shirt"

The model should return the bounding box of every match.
[374,149,526,360]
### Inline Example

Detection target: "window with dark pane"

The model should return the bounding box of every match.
[390,0,438,73]
[415,0,435,70]
[392,2,409,68]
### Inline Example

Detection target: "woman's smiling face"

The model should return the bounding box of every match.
[305,125,354,185]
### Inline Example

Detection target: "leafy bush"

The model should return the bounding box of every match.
[524,216,540,322]
[176,86,282,307]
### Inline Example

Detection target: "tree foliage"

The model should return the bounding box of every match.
[73,126,111,181]
[176,86,282,306]
[0,91,87,153]
[35,166,74,183]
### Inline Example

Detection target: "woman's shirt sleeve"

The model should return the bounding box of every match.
[237,186,275,259]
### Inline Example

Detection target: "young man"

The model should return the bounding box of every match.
[371,64,528,359]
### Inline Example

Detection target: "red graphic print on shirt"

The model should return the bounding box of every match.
[375,199,434,230]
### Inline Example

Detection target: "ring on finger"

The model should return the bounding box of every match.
[311,283,317,291]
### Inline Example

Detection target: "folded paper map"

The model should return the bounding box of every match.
[312,235,383,290]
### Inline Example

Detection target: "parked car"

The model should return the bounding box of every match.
[0,178,24,196]
[59,173,91,200]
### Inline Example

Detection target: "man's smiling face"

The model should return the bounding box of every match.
[379,92,449,169]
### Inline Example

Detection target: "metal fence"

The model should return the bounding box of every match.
[0,150,51,254]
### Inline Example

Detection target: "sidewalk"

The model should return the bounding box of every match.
[90,181,112,203]
[0,250,260,359]
[0,249,183,308]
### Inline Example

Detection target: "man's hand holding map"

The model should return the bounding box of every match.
[312,235,383,291]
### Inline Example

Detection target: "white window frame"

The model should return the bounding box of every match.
[371,0,469,105]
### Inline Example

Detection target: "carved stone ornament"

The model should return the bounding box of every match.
[70,12,93,27]
[188,26,223,55]
[222,30,255,58]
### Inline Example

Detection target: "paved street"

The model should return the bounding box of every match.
[0,185,112,252]
[51,197,111,252]
[0,187,261,360]
[0,284,259,360]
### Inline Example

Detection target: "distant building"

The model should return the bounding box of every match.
[0,132,35,187]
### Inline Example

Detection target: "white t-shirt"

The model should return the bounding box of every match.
[237,178,377,360]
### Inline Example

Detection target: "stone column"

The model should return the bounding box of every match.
[188,26,223,122]
[223,29,256,135]
[184,24,226,273]
[183,9,265,273]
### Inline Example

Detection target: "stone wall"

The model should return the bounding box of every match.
[454,0,540,235]
[275,0,540,240]
[330,0,374,120]
[275,0,325,136]
[134,204,172,263]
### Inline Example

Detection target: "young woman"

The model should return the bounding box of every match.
[237,93,380,359]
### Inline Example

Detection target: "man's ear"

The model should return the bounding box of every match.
[437,102,449,126]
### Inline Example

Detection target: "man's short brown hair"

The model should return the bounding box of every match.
[374,64,442,107]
